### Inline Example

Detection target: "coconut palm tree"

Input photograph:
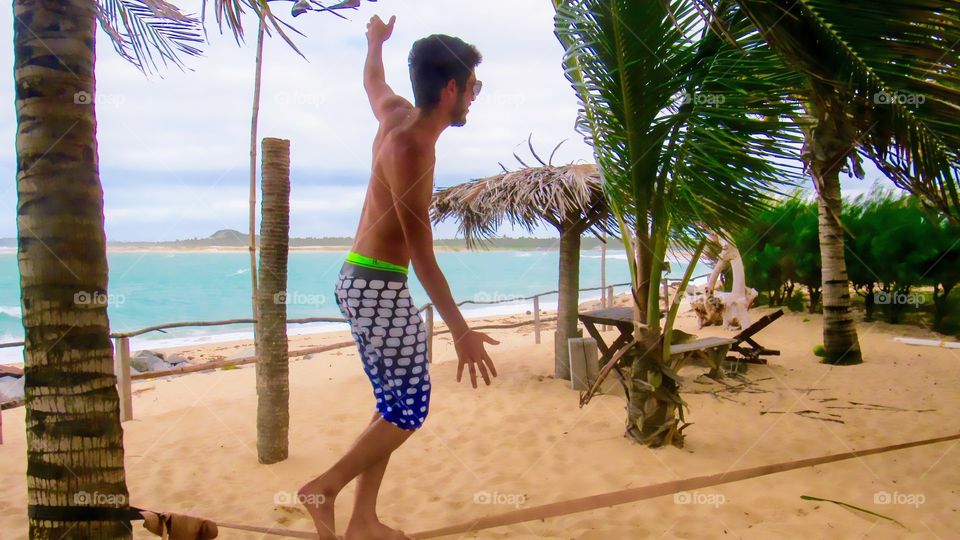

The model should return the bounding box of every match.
[554,0,803,446]
[15,0,316,536]
[724,0,960,364]
[431,158,619,380]
[15,4,134,536]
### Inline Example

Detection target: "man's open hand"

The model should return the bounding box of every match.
[454,329,499,388]
[366,15,396,45]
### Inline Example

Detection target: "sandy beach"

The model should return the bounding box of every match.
[1,300,958,539]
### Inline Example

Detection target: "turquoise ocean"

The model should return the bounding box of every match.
[0,250,710,364]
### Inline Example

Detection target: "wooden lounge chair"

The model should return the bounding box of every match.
[727,308,784,365]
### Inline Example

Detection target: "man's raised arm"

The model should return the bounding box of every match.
[364,15,411,121]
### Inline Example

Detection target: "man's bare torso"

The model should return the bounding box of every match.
[351,106,433,267]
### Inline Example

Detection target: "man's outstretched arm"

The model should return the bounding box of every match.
[364,15,411,121]
[387,143,499,388]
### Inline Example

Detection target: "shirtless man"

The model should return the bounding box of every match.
[298,15,499,540]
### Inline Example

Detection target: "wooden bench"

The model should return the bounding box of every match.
[670,336,736,378]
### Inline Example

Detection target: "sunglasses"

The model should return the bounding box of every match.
[472,80,483,99]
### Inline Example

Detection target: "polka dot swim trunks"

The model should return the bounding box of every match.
[334,259,431,431]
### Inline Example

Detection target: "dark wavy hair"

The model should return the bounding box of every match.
[408,34,482,110]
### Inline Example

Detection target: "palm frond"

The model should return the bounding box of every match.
[731,0,960,222]
[201,0,306,57]
[554,0,804,265]
[97,0,204,74]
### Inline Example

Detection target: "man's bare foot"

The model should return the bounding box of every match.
[298,478,340,540]
[345,518,413,540]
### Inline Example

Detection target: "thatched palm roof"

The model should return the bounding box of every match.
[431,163,619,248]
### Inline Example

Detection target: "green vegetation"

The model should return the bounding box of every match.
[733,195,821,313]
[740,191,960,335]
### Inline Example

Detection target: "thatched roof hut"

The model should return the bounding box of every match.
[432,163,617,247]
[432,163,619,379]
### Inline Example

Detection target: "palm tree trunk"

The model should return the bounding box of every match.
[808,111,863,364]
[554,224,582,380]
[256,138,291,463]
[15,1,131,536]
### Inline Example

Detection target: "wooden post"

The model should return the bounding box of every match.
[604,285,615,331]
[114,336,132,422]
[568,337,598,390]
[533,295,541,344]
[425,304,434,363]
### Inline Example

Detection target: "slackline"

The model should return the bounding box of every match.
[213,431,960,539]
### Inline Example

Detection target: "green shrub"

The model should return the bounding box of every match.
[785,290,805,313]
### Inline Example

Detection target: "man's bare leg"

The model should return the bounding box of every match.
[345,454,396,538]
[299,413,414,540]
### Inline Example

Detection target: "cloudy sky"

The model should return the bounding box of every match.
[0,1,889,242]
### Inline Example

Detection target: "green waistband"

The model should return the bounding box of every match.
[345,251,408,275]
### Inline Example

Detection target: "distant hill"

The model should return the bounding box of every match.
[0,229,617,251]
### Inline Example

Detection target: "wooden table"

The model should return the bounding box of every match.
[578,307,739,401]
[578,307,638,367]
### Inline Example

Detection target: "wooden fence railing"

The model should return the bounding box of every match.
[1,275,708,420]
